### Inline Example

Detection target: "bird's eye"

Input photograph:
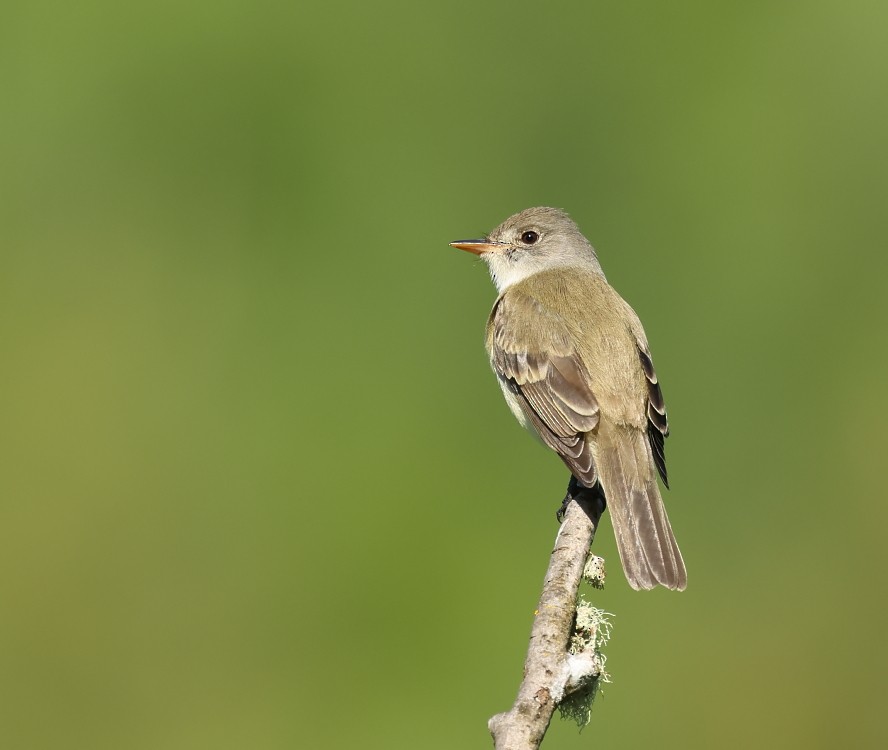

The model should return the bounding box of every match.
[521,230,539,245]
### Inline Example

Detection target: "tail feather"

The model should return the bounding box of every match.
[597,423,687,591]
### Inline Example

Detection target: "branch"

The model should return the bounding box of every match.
[489,491,606,750]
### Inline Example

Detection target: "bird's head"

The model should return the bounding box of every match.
[450,206,602,292]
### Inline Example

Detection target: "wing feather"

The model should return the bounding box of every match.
[638,348,670,487]
[488,292,600,486]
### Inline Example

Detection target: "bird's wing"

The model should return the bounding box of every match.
[487,290,600,486]
[637,347,669,487]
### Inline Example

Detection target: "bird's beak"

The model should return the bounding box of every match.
[449,239,509,256]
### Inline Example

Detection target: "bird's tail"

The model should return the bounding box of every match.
[596,422,687,591]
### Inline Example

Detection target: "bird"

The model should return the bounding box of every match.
[451,206,686,591]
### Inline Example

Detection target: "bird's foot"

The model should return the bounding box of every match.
[556,476,584,523]
[556,476,606,523]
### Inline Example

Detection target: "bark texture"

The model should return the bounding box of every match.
[488,493,604,750]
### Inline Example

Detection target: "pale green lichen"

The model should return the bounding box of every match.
[582,554,606,589]
[559,599,613,729]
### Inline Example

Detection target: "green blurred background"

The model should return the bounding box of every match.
[1,1,886,748]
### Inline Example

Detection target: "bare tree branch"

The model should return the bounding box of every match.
[489,492,605,750]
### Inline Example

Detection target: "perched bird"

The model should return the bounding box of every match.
[452,207,686,591]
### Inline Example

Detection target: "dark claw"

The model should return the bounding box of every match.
[556,495,571,523]
[556,475,584,523]
[556,475,606,523]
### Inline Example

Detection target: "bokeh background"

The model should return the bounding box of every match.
[2,1,887,748]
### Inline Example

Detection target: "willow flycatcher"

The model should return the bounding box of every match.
[452,207,686,590]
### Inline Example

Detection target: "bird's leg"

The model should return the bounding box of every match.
[556,475,581,523]
[556,475,606,523]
